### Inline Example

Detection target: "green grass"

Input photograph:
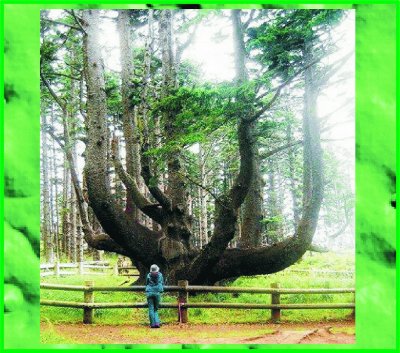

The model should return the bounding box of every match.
[41,252,354,325]
[40,321,78,344]
[329,326,356,335]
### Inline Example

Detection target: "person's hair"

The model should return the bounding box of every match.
[150,264,159,272]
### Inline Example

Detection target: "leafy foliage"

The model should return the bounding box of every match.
[247,10,343,79]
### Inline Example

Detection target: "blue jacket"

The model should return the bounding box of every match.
[145,271,164,294]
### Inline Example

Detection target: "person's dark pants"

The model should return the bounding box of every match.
[146,293,161,327]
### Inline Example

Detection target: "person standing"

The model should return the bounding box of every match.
[145,264,164,328]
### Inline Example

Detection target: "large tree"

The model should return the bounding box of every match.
[42,9,344,284]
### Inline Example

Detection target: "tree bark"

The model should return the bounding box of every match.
[265,158,284,244]
[70,177,77,262]
[240,152,264,248]
[160,10,188,213]
[198,144,208,248]
[41,112,54,263]
[50,106,60,260]
[286,116,301,228]
[61,155,71,257]
[117,10,143,221]
[231,9,264,249]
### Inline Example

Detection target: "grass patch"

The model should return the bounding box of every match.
[40,324,78,344]
[329,326,355,335]
[41,252,354,325]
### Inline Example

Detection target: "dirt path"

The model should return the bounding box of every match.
[41,321,355,344]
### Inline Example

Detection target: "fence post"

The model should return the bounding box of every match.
[83,280,94,324]
[113,263,119,276]
[79,262,84,275]
[271,282,281,323]
[54,261,60,277]
[178,280,189,323]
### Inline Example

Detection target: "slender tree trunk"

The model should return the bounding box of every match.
[48,124,55,258]
[41,113,54,263]
[50,108,60,260]
[62,156,71,258]
[198,144,208,248]
[77,207,84,263]
[265,159,284,243]
[70,178,77,262]
[286,118,301,228]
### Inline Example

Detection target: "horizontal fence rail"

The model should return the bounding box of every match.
[40,261,139,277]
[40,283,355,294]
[41,280,355,324]
[40,300,355,310]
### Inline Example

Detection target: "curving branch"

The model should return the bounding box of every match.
[42,71,81,81]
[82,10,162,265]
[140,144,173,211]
[44,125,65,149]
[260,140,303,160]
[134,9,173,212]
[206,236,322,284]
[42,18,82,31]
[44,108,128,257]
[40,71,67,113]
[250,57,322,123]
[83,231,130,256]
[187,14,325,284]
[186,11,256,283]
[111,137,165,224]
[178,171,221,202]
[70,10,87,35]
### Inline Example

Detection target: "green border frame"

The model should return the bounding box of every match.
[2,1,398,351]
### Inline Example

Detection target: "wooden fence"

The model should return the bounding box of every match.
[40,261,138,277]
[40,280,355,324]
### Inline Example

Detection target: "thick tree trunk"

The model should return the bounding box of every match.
[160,11,188,213]
[240,153,264,248]
[82,10,163,269]
[117,10,143,221]
[231,10,263,250]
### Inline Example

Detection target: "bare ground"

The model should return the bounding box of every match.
[41,320,355,344]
